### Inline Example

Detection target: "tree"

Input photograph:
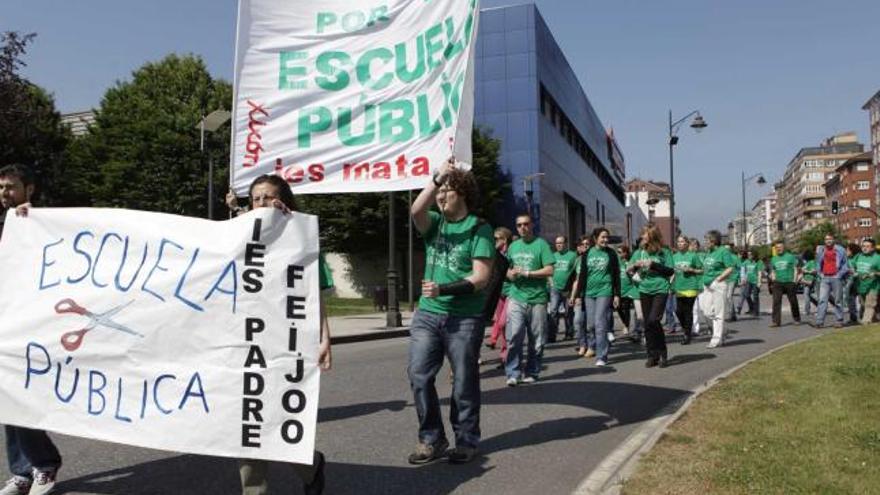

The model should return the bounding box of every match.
[73,54,232,216]
[297,127,508,254]
[0,32,71,205]
[796,222,842,254]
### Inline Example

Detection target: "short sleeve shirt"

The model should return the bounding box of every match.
[318,253,334,290]
[630,248,673,295]
[802,260,817,284]
[851,252,880,294]
[743,260,759,284]
[701,247,737,286]
[584,248,614,298]
[672,251,702,293]
[770,252,799,283]
[507,237,555,304]
[551,250,578,290]
[419,211,495,316]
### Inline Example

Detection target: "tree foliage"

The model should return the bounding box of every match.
[796,221,842,254]
[298,127,508,254]
[0,32,71,205]
[71,54,232,216]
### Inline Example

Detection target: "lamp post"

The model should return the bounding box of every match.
[386,192,402,328]
[196,109,231,219]
[668,110,708,243]
[522,173,546,219]
[741,172,766,249]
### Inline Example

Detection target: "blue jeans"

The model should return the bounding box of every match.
[5,426,61,478]
[816,276,844,325]
[572,298,587,348]
[664,294,678,330]
[584,296,612,361]
[736,282,759,315]
[803,280,816,315]
[407,310,483,448]
[547,287,572,340]
[844,276,859,322]
[505,299,547,379]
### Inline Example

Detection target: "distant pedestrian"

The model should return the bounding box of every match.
[801,249,818,317]
[850,238,880,324]
[769,240,802,327]
[690,238,707,334]
[813,234,849,328]
[723,243,740,322]
[570,228,621,366]
[485,227,513,361]
[628,224,675,367]
[547,236,577,343]
[571,236,592,356]
[844,243,861,323]
[615,245,643,342]
[672,235,703,345]
[699,231,737,348]
[408,160,494,465]
[736,250,761,317]
[504,213,555,385]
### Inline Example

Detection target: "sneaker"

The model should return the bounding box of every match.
[606,332,616,343]
[584,349,596,358]
[505,377,518,387]
[303,452,325,495]
[408,438,449,465]
[706,341,721,349]
[0,476,31,495]
[520,376,537,384]
[28,468,57,495]
[576,347,586,356]
[447,446,478,464]
[595,359,607,367]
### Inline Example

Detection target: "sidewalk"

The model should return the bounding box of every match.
[329,310,413,344]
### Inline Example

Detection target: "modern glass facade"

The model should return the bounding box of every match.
[475,3,625,241]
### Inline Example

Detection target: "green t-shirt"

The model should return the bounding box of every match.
[731,257,743,283]
[584,248,614,298]
[672,251,702,293]
[507,236,555,304]
[630,248,673,295]
[802,260,817,284]
[743,260,759,285]
[619,262,639,299]
[318,253,334,290]
[770,252,799,283]
[551,250,578,290]
[851,252,880,294]
[701,247,737,286]
[419,211,494,316]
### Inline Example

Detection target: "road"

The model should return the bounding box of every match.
[2,304,822,494]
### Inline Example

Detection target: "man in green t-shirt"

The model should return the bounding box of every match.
[408,161,494,465]
[851,238,880,324]
[504,213,555,385]
[735,250,762,317]
[547,236,577,343]
[769,239,802,327]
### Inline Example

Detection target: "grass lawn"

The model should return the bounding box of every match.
[324,297,380,317]
[623,325,880,495]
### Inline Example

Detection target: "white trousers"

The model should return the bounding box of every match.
[699,281,728,345]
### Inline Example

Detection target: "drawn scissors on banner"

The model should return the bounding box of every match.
[55,298,143,351]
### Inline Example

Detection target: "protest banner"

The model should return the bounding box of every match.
[0,207,322,464]
[230,0,480,195]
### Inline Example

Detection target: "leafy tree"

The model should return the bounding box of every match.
[0,31,71,205]
[73,54,232,216]
[796,222,841,254]
[297,127,508,254]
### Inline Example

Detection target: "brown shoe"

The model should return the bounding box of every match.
[585,349,596,358]
[408,438,449,465]
[576,347,586,356]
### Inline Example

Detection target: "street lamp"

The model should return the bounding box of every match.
[668,110,708,243]
[741,172,766,249]
[522,172,545,219]
[196,109,232,219]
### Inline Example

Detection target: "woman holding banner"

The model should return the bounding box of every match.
[233,175,332,495]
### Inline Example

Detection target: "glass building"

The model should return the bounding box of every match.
[475,3,625,242]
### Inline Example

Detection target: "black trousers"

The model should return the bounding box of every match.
[674,296,696,332]
[771,282,801,325]
[617,297,633,329]
[640,293,668,354]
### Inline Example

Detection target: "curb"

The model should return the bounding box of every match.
[331,328,410,345]
[572,331,828,495]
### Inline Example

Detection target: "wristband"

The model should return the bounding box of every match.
[438,279,475,296]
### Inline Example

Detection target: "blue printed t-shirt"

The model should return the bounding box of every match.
[507,236,555,304]
[419,211,494,316]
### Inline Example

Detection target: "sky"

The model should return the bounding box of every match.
[4,0,879,236]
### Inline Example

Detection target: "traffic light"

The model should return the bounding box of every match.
[831,200,839,215]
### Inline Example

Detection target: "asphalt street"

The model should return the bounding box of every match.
[1,301,826,494]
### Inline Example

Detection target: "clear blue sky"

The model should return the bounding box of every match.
[5,0,879,235]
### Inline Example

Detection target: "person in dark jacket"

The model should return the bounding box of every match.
[627,224,676,367]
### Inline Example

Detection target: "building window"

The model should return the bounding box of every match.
[858,199,871,208]
[858,218,872,227]
[856,163,869,172]
[857,181,871,190]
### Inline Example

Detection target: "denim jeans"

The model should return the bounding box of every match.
[664,294,678,330]
[844,276,859,322]
[736,282,759,315]
[572,298,587,348]
[816,276,843,325]
[408,309,484,448]
[803,280,816,315]
[547,287,572,341]
[584,296,612,361]
[5,426,61,478]
[505,299,548,379]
